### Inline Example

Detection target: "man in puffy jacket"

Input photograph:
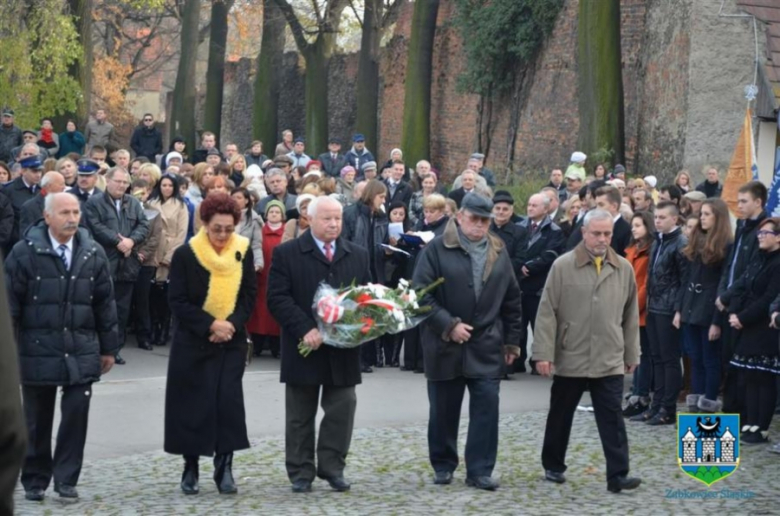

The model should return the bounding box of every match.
[5,192,118,502]
[85,167,149,364]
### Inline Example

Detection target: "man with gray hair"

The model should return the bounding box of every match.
[5,192,118,502]
[468,153,496,187]
[20,171,66,235]
[85,167,149,365]
[255,167,298,216]
[533,209,641,493]
[267,195,371,494]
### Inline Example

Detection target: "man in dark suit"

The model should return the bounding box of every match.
[267,196,371,494]
[515,193,565,374]
[318,137,348,178]
[3,154,43,254]
[384,160,412,210]
[566,180,606,251]
[19,171,66,236]
[594,185,631,257]
[448,170,478,209]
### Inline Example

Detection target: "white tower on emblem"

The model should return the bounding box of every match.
[720,427,735,463]
[682,427,697,463]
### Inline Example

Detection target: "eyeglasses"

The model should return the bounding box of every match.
[143,118,153,122]
[210,226,234,235]
[757,230,779,237]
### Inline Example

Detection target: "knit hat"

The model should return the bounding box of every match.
[570,151,587,163]
[390,148,403,159]
[245,164,263,180]
[644,175,658,188]
[361,161,378,172]
[340,165,356,178]
[265,199,286,220]
[306,160,322,171]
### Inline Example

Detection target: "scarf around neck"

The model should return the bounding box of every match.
[189,228,249,320]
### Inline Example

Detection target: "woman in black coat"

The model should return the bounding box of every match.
[676,199,732,413]
[341,179,389,372]
[721,217,780,445]
[165,193,257,495]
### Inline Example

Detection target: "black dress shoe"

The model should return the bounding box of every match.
[413,369,424,374]
[25,488,45,501]
[465,476,499,490]
[545,470,566,484]
[607,476,641,493]
[400,366,413,371]
[138,341,153,351]
[181,455,199,495]
[115,353,126,365]
[291,479,312,493]
[433,471,453,485]
[322,475,350,492]
[213,453,237,494]
[361,365,373,373]
[54,484,78,499]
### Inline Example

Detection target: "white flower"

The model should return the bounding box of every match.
[398,278,410,289]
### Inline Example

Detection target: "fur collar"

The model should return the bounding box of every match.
[189,228,249,320]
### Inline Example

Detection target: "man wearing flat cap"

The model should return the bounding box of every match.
[318,137,347,178]
[683,190,706,217]
[0,108,23,163]
[3,155,43,252]
[413,192,522,491]
[345,134,375,171]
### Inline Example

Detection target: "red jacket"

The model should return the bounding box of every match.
[625,244,649,327]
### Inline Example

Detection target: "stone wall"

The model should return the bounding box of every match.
[215,0,761,184]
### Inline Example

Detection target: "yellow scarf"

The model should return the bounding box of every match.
[189,228,250,320]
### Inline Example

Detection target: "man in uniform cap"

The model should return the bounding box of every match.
[413,192,522,491]
[345,133,375,171]
[68,159,101,209]
[3,155,43,253]
[318,137,347,178]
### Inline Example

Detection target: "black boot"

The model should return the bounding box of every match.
[391,338,402,367]
[181,455,199,495]
[159,317,171,346]
[213,453,237,494]
[375,341,384,368]
[151,323,161,346]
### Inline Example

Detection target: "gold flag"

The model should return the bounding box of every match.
[722,107,755,216]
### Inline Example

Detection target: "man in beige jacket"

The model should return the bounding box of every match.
[533,209,641,493]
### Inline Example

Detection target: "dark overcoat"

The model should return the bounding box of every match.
[412,219,523,381]
[4,224,118,386]
[164,241,257,456]
[267,230,371,387]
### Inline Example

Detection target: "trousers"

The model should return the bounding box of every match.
[114,281,135,351]
[21,384,92,491]
[541,375,630,482]
[646,312,682,412]
[427,377,500,477]
[285,384,356,483]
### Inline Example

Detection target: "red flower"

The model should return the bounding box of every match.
[360,317,375,334]
[356,293,373,304]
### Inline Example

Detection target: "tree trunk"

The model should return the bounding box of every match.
[170,0,200,153]
[400,0,440,170]
[253,0,285,151]
[304,39,330,153]
[577,0,625,165]
[204,0,229,146]
[355,0,381,154]
[53,0,91,130]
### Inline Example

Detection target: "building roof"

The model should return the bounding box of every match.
[721,427,736,441]
[682,428,697,441]
[738,0,780,117]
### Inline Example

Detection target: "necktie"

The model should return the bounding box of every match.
[58,244,69,270]
[594,256,602,275]
[531,222,538,234]
[324,243,333,262]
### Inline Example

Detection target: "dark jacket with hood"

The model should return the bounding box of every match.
[4,224,118,386]
[130,123,163,162]
[342,201,388,284]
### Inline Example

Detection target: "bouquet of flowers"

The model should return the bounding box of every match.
[298,277,445,356]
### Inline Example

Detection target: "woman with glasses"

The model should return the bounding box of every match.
[164,193,257,495]
[720,217,780,444]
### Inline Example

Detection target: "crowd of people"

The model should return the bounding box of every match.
[1,108,779,506]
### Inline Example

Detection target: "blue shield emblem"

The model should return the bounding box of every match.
[677,413,740,486]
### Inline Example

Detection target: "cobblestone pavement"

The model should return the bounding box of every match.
[14,410,779,515]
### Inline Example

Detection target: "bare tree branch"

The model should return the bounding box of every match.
[348,0,363,29]
[271,0,312,52]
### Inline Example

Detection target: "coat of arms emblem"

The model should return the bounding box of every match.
[677,414,740,486]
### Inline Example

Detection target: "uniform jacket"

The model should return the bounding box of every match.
[318,152,348,178]
[267,231,371,387]
[516,216,565,295]
[164,236,257,456]
[412,219,523,381]
[5,225,118,386]
[85,191,150,281]
[4,176,39,248]
[19,193,45,237]
[647,228,688,315]
[532,243,640,378]
[342,201,388,283]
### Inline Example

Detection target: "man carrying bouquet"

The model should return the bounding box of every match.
[267,196,371,494]
[413,193,523,491]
